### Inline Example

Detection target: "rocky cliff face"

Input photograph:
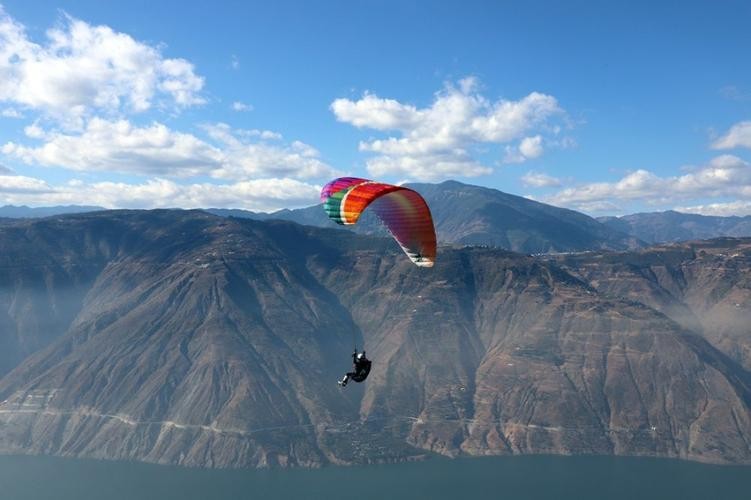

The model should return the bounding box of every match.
[0,212,749,468]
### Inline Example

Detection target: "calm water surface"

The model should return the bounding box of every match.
[1,454,748,500]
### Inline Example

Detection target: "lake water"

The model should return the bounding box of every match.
[1,454,749,500]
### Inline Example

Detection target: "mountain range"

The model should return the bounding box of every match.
[208,181,642,253]
[6,182,751,249]
[598,210,751,244]
[1,211,750,467]
[0,205,104,218]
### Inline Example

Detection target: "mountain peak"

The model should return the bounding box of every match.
[260,180,639,254]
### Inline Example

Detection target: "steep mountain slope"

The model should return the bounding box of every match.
[553,238,751,372]
[0,212,750,467]
[599,211,751,244]
[212,181,641,254]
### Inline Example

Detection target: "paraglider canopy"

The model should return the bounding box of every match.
[320,177,437,267]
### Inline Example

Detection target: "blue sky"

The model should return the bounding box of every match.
[0,0,750,215]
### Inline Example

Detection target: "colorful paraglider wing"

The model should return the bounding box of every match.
[320,178,437,267]
[320,177,369,204]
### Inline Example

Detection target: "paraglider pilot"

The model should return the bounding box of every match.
[338,349,371,387]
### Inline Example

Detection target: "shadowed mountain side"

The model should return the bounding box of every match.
[0,212,749,468]
[209,180,642,254]
[552,238,751,373]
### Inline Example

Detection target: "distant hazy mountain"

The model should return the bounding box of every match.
[213,181,642,253]
[598,210,751,244]
[0,205,103,218]
[0,211,750,467]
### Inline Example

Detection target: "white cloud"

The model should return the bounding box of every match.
[2,119,335,181]
[331,77,564,181]
[367,153,491,180]
[4,118,223,177]
[521,171,561,188]
[1,107,22,118]
[23,122,45,138]
[0,163,15,175]
[519,135,543,159]
[546,155,751,213]
[677,201,751,217]
[231,101,253,112]
[504,135,544,164]
[256,130,282,140]
[231,55,239,70]
[202,123,336,180]
[331,93,420,131]
[712,121,751,150]
[0,7,204,125]
[0,175,320,211]
[0,173,51,193]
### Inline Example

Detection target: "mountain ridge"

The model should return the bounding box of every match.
[210,180,642,254]
[598,210,751,244]
[1,211,750,467]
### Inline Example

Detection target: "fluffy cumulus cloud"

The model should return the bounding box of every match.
[519,135,544,159]
[366,152,491,179]
[3,118,223,177]
[521,171,561,188]
[546,155,751,213]
[712,121,751,150]
[331,77,565,180]
[2,119,336,181]
[0,172,51,193]
[202,123,336,179]
[231,101,253,112]
[0,175,320,211]
[0,7,204,125]
[504,135,544,164]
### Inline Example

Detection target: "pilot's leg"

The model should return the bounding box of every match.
[338,372,355,386]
